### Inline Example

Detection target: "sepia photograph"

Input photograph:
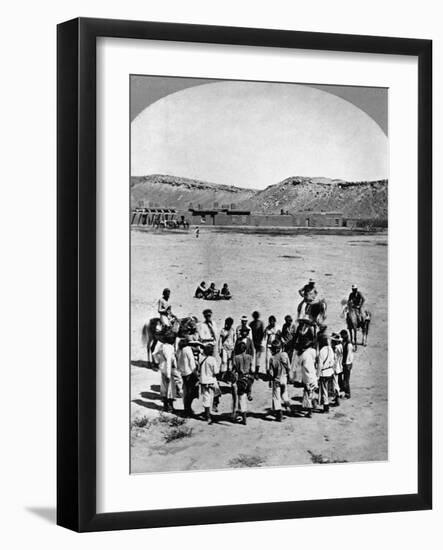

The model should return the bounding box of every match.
[129,75,388,474]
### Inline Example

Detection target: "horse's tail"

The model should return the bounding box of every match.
[320,298,327,317]
[141,323,150,347]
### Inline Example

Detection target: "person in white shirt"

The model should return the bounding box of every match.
[299,337,318,418]
[317,334,335,413]
[157,288,174,327]
[264,316,278,371]
[153,332,178,412]
[218,317,236,373]
[235,315,249,339]
[267,340,291,422]
[197,309,218,348]
[199,343,219,424]
[331,332,343,405]
[340,329,354,399]
[176,339,198,417]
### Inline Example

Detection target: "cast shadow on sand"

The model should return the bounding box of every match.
[132,399,164,412]
[131,359,158,371]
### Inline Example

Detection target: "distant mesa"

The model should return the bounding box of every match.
[131,174,388,220]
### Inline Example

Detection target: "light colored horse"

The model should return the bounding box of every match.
[141,316,199,365]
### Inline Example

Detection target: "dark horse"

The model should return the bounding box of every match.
[141,316,199,366]
[293,299,328,353]
[345,306,371,349]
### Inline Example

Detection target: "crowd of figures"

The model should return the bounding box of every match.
[142,282,367,425]
[194,281,232,301]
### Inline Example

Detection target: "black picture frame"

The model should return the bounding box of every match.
[57,17,432,532]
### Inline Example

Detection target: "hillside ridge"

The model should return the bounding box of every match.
[131,174,388,219]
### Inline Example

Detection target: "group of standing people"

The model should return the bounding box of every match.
[152,283,359,424]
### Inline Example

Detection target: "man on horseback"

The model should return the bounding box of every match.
[297,278,318,320]
[157,288,175,327]
[347,285,365,324]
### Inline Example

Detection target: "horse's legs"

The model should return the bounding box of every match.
[363,323,369,346]
[352,328,357,351]
[147,337,158,366]
[146,337,152,364]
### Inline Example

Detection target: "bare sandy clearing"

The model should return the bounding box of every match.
[130,228,388,473]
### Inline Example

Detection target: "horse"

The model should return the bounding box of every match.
[305,299,327,325]
[141,316,199,366]
[345,306,371,349]
[292,299,328,353]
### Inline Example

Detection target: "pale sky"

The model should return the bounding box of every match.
[131,79,388,189]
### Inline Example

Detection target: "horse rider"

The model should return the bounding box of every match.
[158,288,175,327]
[297,278,318,320]
[347,284,365,323]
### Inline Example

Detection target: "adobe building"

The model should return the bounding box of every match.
[189,207,343,228]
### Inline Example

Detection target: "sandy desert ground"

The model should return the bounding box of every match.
[130,227,388,473]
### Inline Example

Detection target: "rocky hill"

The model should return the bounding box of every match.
[131,174,255,210]
[131,174,388,219]
[241,176,388,219]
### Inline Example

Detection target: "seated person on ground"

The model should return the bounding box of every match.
[194,281,207,298]
[205,282,220,300]
[220,283,232,300]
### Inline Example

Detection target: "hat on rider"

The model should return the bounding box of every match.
[331,332,342,343]
[241,315,248,322]
[309,278,315,284]
[351,284,357,290]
